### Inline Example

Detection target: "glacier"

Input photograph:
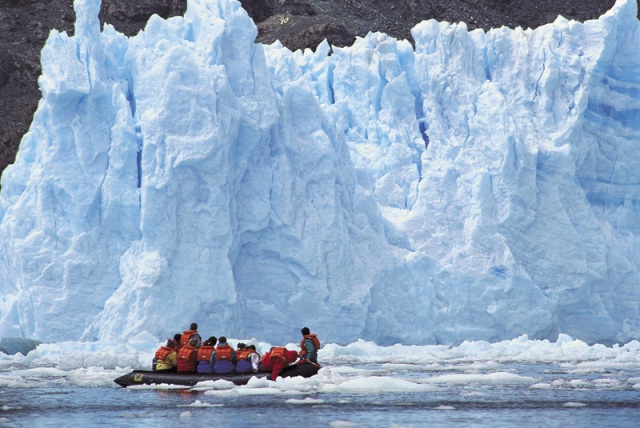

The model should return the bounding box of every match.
[0,0,639,346]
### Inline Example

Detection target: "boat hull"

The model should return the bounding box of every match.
[114,362,320,387]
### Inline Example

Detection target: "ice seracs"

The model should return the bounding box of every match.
[0,0,639,346]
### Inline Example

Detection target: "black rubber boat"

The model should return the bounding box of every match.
[114,362,320,387]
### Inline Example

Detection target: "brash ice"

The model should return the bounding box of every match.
[0,0,639,346]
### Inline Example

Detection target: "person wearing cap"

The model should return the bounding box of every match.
[177,337,199,372]
[153,338,179,372]
[299,327,320,364]
[213,336,237,374]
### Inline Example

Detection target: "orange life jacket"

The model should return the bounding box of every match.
[236,348,256,361]
[197,345,215,362]
[178,345,197,361]
[299,334,320,356]
[181,330,198,347]
[216,344,233,361]
[269,347,287,361]
[155,346,175,361]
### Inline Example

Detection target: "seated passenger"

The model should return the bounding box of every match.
[213,336,236,374]
[236,344,260,374]
[153,338,179,372]
[177,337,199,373]
[299,327,321,364]
[173,333,182,351]
[196,337,217,374]
[261,347,298,380]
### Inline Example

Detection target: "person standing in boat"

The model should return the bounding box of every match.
[196,337,217,373]
[261,347,298,380]
[299,327,320,364]
[153,338,179,372]
[177,337,199,372]
[213,336,237,374]
[235,344,260,373]
[180,323,202,348]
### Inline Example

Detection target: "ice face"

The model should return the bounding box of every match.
[0,0,639,346]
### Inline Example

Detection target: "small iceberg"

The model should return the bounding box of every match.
[0,337,42,355]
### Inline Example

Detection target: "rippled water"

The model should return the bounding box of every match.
[2,360,639,427]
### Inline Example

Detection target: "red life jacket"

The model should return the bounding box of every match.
[177,345,198,371]
[236,348,256,361]
[269,347,287,361]
[216,344,233,361]
[178,345,197,360]
[299,334,320,356]
[181,330,198,347]
[155,346,175,361]
[197,345,215,362]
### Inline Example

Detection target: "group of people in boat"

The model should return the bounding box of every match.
[153,323,321,380]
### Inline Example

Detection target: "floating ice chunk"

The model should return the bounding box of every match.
[420,372,538,385]
[329,422,359,428]
[0,338,41,356]
[321,376,438,393]
[562,402,587,408]
[530,383,553,390]
[285,397,325,405]
[178,400,222,408]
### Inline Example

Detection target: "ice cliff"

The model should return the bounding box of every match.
[0,0,639,345]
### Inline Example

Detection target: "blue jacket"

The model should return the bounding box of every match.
[196,349,215,373]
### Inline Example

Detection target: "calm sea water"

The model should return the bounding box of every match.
[2,361,639,427]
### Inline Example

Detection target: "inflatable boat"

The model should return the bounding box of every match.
[114,361,320,387]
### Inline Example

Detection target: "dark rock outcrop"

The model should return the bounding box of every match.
[0,0,622,177]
